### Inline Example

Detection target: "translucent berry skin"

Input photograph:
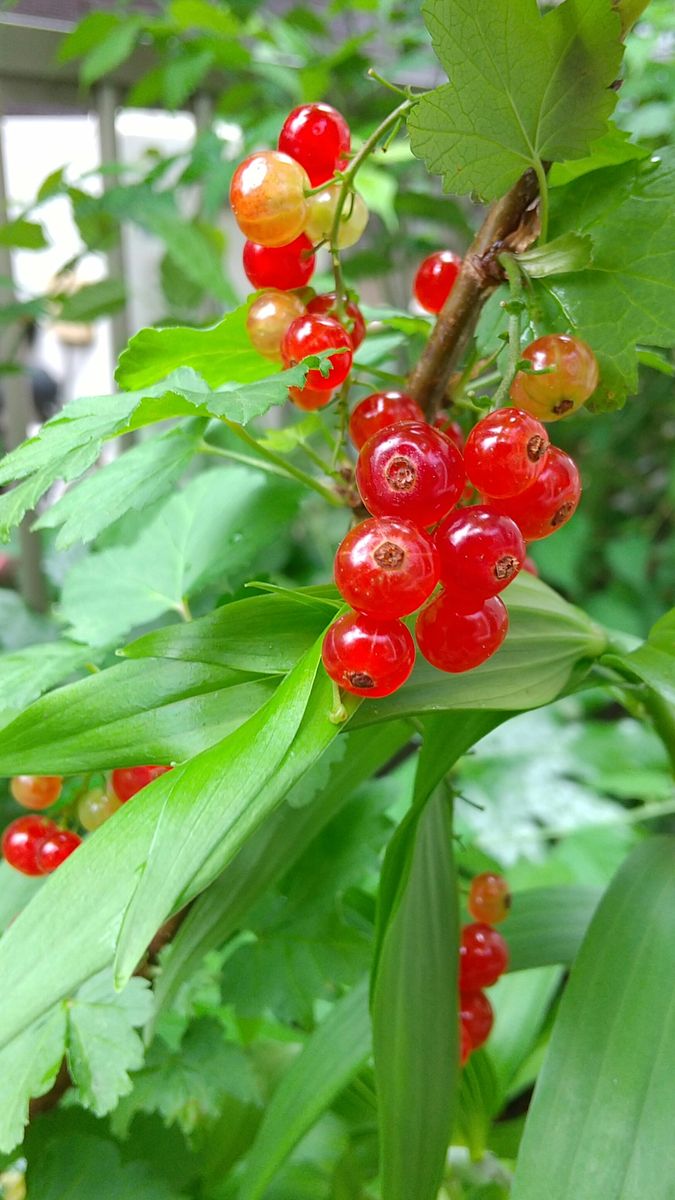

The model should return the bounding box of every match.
[2,815,56,876]
[111,765,171,803]
[36,829,82,874]
[510,334,599,421]
[488,447,581,541]
[464,408,549,499]
[356,422,466,527]
[278,103,350,186]
[335,517,440,620]
[459,923,509,990]
[322,612,415,699]
[349,392,424,451]
[10,775,62,811]
[230,151,310,248]
[282,314,353,391]
[434,414,464,450]
[414,251,462,314]
[434,506,526,602]
[416,592,508,674]
[460,989,494,1051]
[468,872,511,925]
[288,384,334,411]
[243,235,315,291]
[307,292,366,350]
[246,290,305,360]
[78,786,121,832]
[305,186,369,249]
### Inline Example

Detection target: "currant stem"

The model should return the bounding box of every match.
[490,255,524,410]
[533,157,550,244]
[217,420,346,508]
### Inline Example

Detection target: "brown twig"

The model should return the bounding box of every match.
[407,169,540,419]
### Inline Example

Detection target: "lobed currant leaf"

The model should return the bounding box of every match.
[408,0,623,201]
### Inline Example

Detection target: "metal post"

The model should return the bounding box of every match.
[0,109,48,611]
[95,83,129,358]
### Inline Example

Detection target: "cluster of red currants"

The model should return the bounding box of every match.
[459,871,511,1065]
[323,330,597,699]
[230,102,369,409]
[2,766,171,877]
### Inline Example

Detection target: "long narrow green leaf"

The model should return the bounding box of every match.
[239,978,371,1200]
[506,886,601,971]
[151,721,410,1032]
[512,837,675,1199]
[372,789,459,1200]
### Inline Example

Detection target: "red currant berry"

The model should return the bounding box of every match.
[36,829,82,874]
[2,815,56,876]
[278,103,350,187]
[282,314,353,391]
[459,923,509,990]
[307,292,366,350]
[230,151,309,247]
[523,555,538,576]
[335,517,440,620]
[349,392,424,451]
[243,235,315,291]
[10,775,62,811]
[468,872,511,925]
[288,384,334,410]
[434,506,526,602]
[510,334,599,421]
[246,290,305,360]
[434,414,464,450]
[416,592,508,673]
[460,990,494,1051]
[322,612,415,698]
[488,447,581,541]
[464,408,549,499]
[111,766,172,803]
[356,422,466,527]
[460,1021,473,1067]
[414,251,462,314]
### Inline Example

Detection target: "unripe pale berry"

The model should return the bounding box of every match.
[246,290,305,360]
[510,334,599,420]
[305,186,369,248]
[78,786,121,832]
[230,150,310,248]
[10,775,62,811]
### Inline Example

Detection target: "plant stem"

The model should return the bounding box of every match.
[641,689,675,778]
[490,254,524,409]
[218,420,346,508]
[533,157,549,243]
[408,169,540,418]
[329,97,415,308]
[199,440,291,479]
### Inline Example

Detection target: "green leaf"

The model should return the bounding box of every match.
[512,837,675,1200]
[80,17,143,87]
[408,0,622,200]
[0,640,92,719]
[506,886,601,972]
[115,305,272,390]
[161,49,215,110]
[352,573,606,723]
[169,0,242,35]
[57,13,120,62]
[124,591,335,674]
[112,1018,257,1137]
[59,468,302,645]
[539,151,675,405]
[239,979,371,1200]
[0,1008,66,1153]
[151,722,410,1028]
[56,279,126,323]
[67,974,153,1116]
[35,422,205,549]
[548,123,649,186]
[113,639,358,986]
[372,790,458,1200]
[0,862,42,933]
[603,608,675,705]
[0,658,275,775]
[0,219,48,249]
[515,233,593,278]
[488,966,563,1098]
